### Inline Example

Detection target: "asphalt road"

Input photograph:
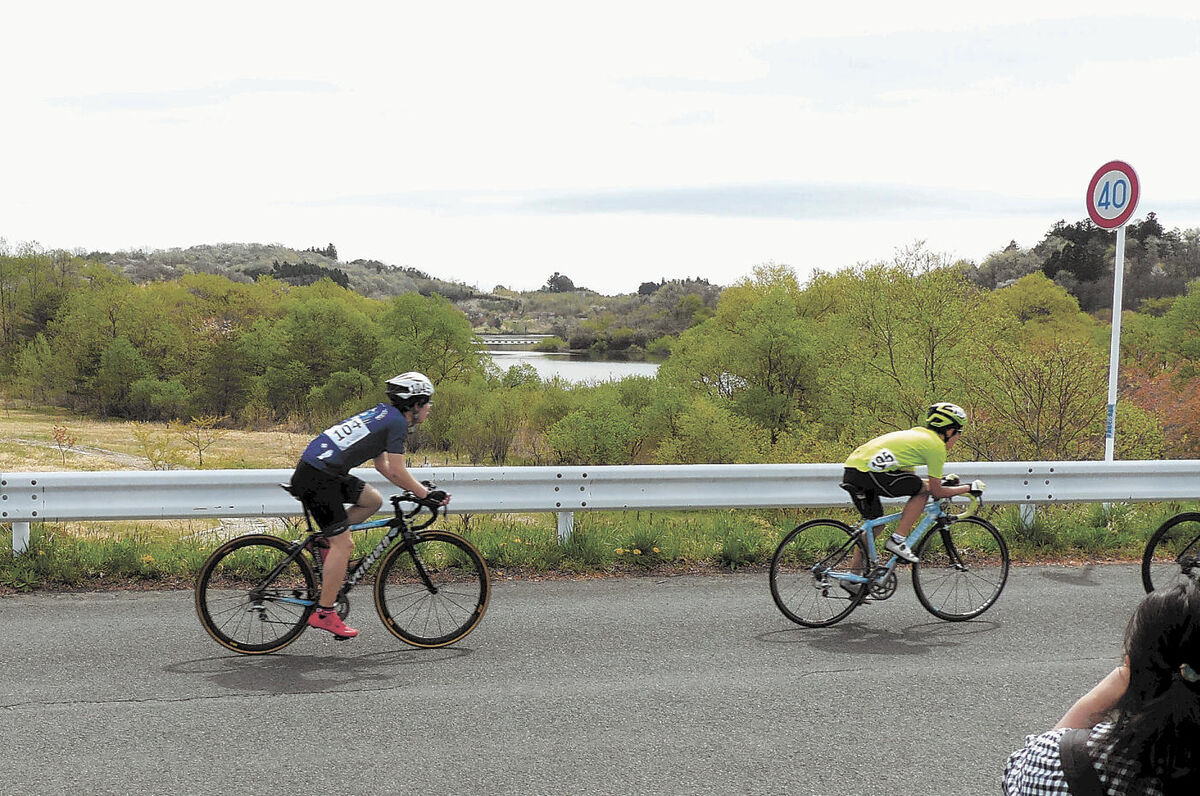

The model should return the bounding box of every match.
[0,564,1146,795]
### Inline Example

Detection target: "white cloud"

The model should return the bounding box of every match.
[4,1,1200,293]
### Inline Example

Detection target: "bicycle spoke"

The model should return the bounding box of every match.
[770,519,867,628]
[912,517,1009,621]
[195,535,317,654]
[374,531,489,648]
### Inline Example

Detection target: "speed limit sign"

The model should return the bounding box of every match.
[1086,160,1139,229]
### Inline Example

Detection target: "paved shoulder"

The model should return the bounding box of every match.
[0,565,1142,794]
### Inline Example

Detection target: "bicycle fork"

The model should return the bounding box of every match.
[935,523,970,572]
[402,532,440,595]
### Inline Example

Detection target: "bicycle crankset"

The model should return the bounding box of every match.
[868,569,898,600]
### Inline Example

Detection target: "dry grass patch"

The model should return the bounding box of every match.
[0,407,311,471]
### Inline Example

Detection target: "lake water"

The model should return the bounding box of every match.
[487,350,660,383]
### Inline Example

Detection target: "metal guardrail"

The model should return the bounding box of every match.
[4,460,1200,553]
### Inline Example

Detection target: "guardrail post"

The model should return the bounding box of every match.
[556,512,574,543]
[11,522,30,555]
[1019,504,1037,529]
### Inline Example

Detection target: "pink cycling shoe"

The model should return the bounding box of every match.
[307,608,359,638]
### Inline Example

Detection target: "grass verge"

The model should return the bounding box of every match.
[2,501,1188,593]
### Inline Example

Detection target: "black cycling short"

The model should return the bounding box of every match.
[841,467,924,519]
[289,461,366,537]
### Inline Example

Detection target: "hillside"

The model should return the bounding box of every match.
[89,241,721,346]
[92,242,476,302]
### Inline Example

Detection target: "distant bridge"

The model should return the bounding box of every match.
[479,334,554,346]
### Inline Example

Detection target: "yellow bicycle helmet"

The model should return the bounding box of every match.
[925,402,967,431]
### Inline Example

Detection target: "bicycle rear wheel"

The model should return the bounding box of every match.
[195,534,317,654]
[374,530,490,648]
[769,519,868,628]
[912,517,1009,621]
[1142,512,1200,593]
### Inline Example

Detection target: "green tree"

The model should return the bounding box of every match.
[95,336,151,415]
[963,337,1106,461]
[547,396,639,465]
[664,264,819,445]
[810,246,982,437]
[544,272,576,293]
[654,398,766,464]
[128,377,190,420]
[307,369,374,423]
[374,293,483,384]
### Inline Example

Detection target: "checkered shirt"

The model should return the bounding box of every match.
[1002,722,1163,795]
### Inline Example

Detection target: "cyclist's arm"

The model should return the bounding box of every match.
[927,479,973,499]
[374,452,429,499]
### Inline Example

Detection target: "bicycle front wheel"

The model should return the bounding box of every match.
[374,530,490,648]
[769,519,868,628]
[194,534,317,654]
[912,517,1009,621]
[1142,512,1200,593]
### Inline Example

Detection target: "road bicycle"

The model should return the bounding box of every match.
[194,485,490,654]
[1141,511,1200,593]
[769,482,1009,628]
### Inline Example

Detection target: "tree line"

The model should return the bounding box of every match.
[2,219,1200,466]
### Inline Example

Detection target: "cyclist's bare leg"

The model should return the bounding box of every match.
[347,484,383,526]
[894,491,928,539]
[847,490,928,574]
[316,485,383,608]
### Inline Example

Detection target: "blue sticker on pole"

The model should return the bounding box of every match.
[1106,404,1116,437]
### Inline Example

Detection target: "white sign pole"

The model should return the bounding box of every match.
[1086,160,1139,462]
[1104,224,1126,462]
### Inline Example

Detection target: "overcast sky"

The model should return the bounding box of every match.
[4,1,1199,294]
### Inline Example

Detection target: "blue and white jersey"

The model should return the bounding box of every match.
[300,403,409,475]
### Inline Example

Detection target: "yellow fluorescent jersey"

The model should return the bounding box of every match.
[844,427,947,479]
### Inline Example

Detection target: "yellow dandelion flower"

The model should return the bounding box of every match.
[652,547,660,553]
[513,537,521,544]
[615,547,624,554]
[633,548,642,555]
[141,555,154,565]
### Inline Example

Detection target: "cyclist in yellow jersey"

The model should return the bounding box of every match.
[842,402,985,566]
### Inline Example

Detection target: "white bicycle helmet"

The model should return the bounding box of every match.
[385,371,434,409]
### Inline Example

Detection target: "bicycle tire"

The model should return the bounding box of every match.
[912,516,1009,621]
[373,530,490,648]
[769,519,868,628]
[1141,512,1200,593]
[195,534,317,654]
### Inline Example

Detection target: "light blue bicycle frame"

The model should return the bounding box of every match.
[824,499,951,589]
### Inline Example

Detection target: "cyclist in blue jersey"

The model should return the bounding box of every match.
[289,371,449,638]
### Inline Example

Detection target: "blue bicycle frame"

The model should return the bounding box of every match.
[824,498,950,589]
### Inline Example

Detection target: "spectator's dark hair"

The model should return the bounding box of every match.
[1110,583,1200,794]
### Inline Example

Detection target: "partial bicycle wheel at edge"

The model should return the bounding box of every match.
[374,530,490,648]
[769,519,868,628]
[1142,512,1200,594]
[195,533,317,654]
[912,517,1009,621]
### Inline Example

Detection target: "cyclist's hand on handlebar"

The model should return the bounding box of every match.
[941,474,961,486]
[969,479,986,496]
[423,489,450,507]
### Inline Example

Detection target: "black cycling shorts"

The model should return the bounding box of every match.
[289,461,366,537]
[841,467,924,519]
